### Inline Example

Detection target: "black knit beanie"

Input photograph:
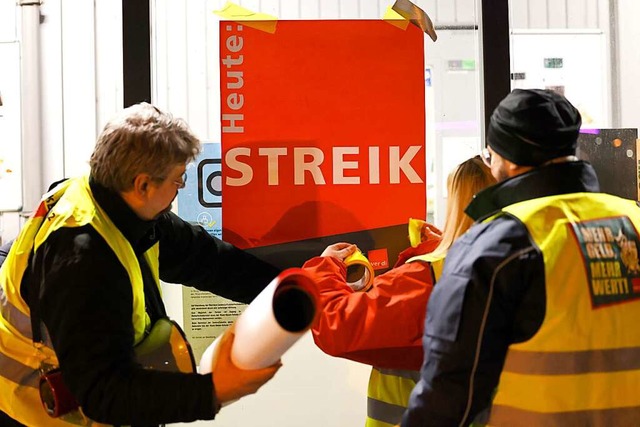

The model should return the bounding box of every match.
[487,89,582,166]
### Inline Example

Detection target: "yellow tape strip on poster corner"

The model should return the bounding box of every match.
[383,6,411,31]
[213,1,278,34]
[384,0,438,42]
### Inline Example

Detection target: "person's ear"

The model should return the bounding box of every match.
[131,173,153,198]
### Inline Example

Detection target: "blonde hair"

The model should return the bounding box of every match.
[89,103,201,192]
[431,155,496,257]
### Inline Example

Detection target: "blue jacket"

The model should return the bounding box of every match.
[401,161,600,426]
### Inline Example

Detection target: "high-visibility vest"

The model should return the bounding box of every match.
[0,176,160,426]
[485,193,640,426]
[365,254,444,427]
[366,367,421,427]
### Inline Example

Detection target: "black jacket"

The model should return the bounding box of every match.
[20,179,280,426]
[402,161,600,426]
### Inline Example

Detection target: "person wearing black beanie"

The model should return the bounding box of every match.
[487,88,582,166]
[402,89,640,426]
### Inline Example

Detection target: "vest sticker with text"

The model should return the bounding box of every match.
[571,216,640,308]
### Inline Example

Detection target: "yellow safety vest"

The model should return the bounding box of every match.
[0,176,159,426]
[365,254,445,427]
[485,192,640,426]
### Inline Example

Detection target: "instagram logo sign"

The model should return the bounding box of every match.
[197,158,222,208]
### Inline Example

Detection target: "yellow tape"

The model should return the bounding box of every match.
[344,250,375,292]
[213,1,278,34]
[408,218,426,248]
[389,0,438,42]
[383,6,410,30]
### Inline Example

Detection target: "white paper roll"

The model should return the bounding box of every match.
[200,268,319,372]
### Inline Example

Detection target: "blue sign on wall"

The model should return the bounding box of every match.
[177,142,222,238]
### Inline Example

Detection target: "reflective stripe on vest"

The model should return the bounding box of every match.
[0,284,33,340]
[366,367,420,427]
[483,193,640,426]
[0,176,160,426]
[488,404,640,427]
[503,346,640,375]
[0,283,54,349]
[0,350,39,388]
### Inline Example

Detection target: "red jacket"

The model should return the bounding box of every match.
[304,238,440,371]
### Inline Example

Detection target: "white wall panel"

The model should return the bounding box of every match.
[586,0,599,28]
[0,42,22,212]
[547,0,568,29]
[25,0,121,203]
[420,0,439,20]
[528,0,548,28]
[378,0,389,18]
[278,0,301,18]
[456,0,477,24]
[94,0,123,134]
[205,0,223,139]
[39,0,65,187]
[165,1,189,120]
[567,0,587,28]
[239,0,261,14]
[152,0,169,109]
[360,0,380,18]
[510,0,604,29]
[185,1,211,138]
[0,0,21,238]
[436,0,456,23]
[299,0,319,18]
[421,0,438,18]
[510,0,529,28]
[60,0,96,178]
[319,0,340,18]
[0,0,17,41]
[339,0,360,19]
[264,0,282,17]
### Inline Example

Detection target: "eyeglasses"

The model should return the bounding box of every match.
[172,172,187,189]
[481,148,492,167]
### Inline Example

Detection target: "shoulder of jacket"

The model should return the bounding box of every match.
[444,215,537,273]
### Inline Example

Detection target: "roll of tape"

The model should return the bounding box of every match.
[344,250,375,292]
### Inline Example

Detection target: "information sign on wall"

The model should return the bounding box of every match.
[177,142,249,359]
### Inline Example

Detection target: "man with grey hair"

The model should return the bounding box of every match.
[402,89,640,426]
[0,103,281,426]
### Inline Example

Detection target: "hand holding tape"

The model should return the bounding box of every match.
[344,250,375,292]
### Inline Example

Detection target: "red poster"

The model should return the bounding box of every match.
[220,20,426,271]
